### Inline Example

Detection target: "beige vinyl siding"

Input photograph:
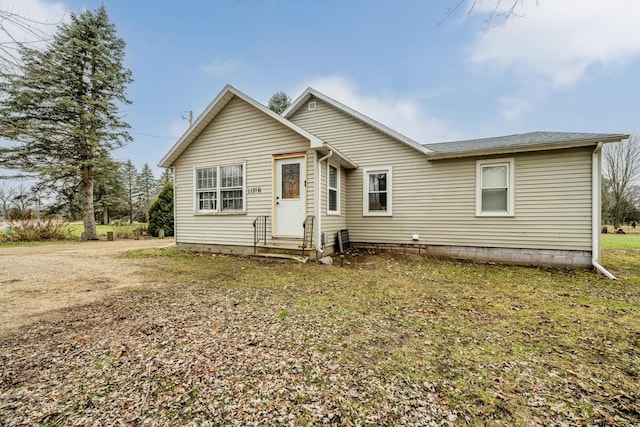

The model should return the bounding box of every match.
[306,150,316,224]
[425,149,593,250]
[320,161,347,250]
[174,95,311,246]
[290,96,593,251]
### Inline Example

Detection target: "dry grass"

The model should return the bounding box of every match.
[1,242,638,426]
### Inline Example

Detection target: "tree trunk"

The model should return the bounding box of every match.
[81,166,98,240]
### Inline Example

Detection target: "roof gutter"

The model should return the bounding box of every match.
[591,142,616,279]
[426,138,625,161]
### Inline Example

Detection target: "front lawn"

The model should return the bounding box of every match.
[1,240,638,425]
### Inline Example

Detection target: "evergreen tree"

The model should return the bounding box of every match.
[148,182,173,237]
[136,163,158,223]
[121,160,139,224]
[0,6,132,239]
[93,157,127,224]
[159,168,173,185]
[267,91,291,114]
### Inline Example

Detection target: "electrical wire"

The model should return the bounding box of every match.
[129,131,177,140]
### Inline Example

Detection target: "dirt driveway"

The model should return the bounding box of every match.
[0,238,172,335]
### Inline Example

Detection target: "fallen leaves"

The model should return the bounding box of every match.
[0,286,456,426]
[1,251,639,426]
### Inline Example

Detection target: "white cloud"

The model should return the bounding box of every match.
[0,0,68,49]
[201,58,246,76]
[468,0,640,87]
[498,94,531,121]
[293,75,458,143]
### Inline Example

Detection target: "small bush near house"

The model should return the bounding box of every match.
[148,182,173,237]
[109,222,148,239]
[0,216,72,242]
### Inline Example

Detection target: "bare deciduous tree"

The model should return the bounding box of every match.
[0,181,18,216]
[443,0,539,26]
[603,135,640,228]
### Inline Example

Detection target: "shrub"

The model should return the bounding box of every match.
[1,216,72,242]
[148,182,173,237]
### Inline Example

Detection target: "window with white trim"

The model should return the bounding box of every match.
[327,163,339,214]
[476,159,514,216]
[195,163,245,213]
[196,167,217,211]
[363,167,392,216]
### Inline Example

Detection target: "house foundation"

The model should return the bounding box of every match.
[350,242,592,268]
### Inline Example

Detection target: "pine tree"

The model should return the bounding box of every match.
[267,91,291,114]
[121,160,139,224]
[0,6,132,239]
[93,157,127,224]
[159,168,173,186]
[148,182,174,237]
[136,163,158,223]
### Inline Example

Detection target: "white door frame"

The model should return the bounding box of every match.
[273,154,306,237]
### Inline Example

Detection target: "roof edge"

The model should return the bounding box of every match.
[159,85,325,168]
[426,134,629,160]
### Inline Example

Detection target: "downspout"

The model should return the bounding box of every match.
[591,142,616,279]
[316,150,333,257]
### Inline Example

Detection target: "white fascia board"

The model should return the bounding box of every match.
[158,85,324,168]
[158,84,234,168]
[426,138,625,161]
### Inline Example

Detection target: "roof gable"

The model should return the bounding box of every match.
[158,85,325,168]
[283,87,432,156]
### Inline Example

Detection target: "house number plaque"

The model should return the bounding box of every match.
[247,187,262,194]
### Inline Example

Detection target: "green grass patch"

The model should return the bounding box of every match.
[66,222,147,239]
[601,233,640,280]
[124,241,640,426]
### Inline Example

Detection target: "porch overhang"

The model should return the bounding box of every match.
[312,141,358,169]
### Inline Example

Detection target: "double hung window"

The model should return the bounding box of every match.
[328,164,339,214]
[195,163,245,213]
[363,167,392,216]
[476,159,514,216]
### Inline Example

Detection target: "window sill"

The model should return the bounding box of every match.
[194,211,246,216]
[363,212,393,217]
[327,211,341,216]
[475,212,515,218]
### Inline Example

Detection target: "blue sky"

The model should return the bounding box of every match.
[3,0,640,175]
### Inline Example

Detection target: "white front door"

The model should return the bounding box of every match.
[275,157,305,237]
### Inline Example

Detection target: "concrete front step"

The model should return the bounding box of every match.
[250,252,310,263]
[267,238,304,247]
[255,244,316,260]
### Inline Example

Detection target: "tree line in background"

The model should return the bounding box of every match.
[602,135,640,228]
[0,162,172,224]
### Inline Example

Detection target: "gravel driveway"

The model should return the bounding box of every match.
[0,238,172,335]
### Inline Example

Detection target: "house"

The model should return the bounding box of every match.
[158,84,628,275]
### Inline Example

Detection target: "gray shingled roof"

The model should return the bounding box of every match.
[424,131,627,156]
